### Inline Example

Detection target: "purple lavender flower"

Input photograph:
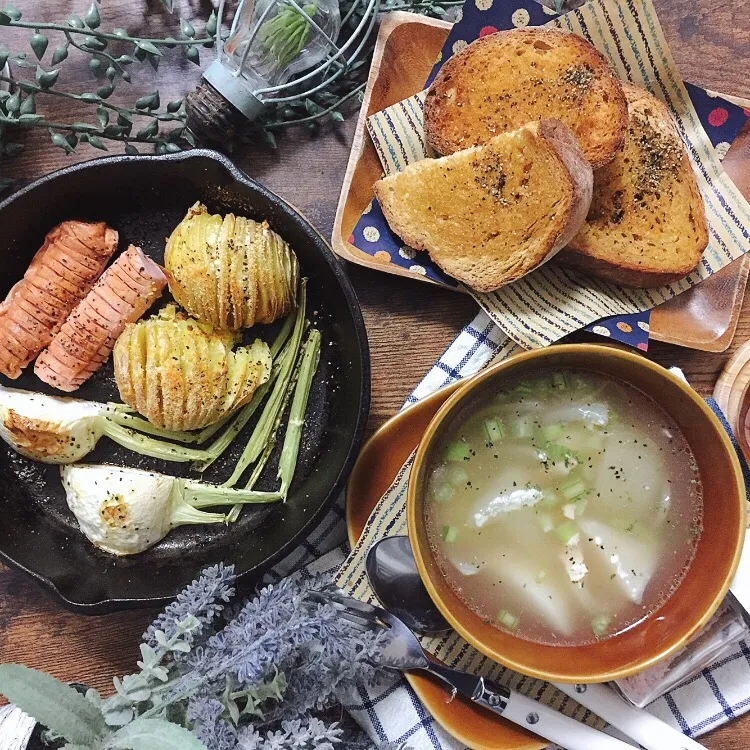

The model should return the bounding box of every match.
[144,563,236,647]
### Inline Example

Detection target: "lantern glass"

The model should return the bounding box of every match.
[222,0,342,94]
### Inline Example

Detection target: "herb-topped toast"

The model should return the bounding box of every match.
[558,84,709,287]
[424,28,628,169]
[374,119,593,292]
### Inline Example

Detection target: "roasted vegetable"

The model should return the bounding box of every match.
[0,385,212,464]
[164,202,299,330]
[61,464,281,556]
[113,305,272,431]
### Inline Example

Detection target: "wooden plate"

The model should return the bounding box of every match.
[332,12,750,351]
[345,380,545,750]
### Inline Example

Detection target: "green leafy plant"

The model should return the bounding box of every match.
[0,0,216,161]
[0,663,205,750]
[0,0,465,162]
[258,2,318,69]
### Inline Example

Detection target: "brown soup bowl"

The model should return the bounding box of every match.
[407,344,747,683]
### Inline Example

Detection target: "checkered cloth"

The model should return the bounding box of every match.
[3,309,750,750]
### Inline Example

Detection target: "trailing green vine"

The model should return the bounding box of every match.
[0,0,465,166]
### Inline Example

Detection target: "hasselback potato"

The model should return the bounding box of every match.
[164,202,300,330]
[113,305,271,431]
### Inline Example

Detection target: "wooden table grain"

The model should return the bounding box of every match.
[1,0,750,746]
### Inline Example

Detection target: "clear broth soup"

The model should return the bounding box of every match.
[425,369,703,646]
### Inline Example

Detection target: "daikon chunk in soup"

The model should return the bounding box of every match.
[424,369,703,646]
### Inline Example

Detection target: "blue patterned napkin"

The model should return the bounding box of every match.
[348,0,750,351]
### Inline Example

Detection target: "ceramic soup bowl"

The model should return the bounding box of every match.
[407,344,746,683]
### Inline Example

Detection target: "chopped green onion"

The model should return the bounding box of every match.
[561,479,587,501]
[446,465,469,485]
[540,490,560,508]
[555,521,579,544]
[444,440,472,462]
[440,525,459,543]
[551,371,567,390]
[541,423,566,441]
[514,381,537,395]
[591,614,611,638]
[497,609,519,630]
[537,511,554,533]
[483,418,505,444]
[432,484,455,503]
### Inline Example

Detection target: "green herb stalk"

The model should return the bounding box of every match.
[278,327,321,499]
[222,279,308,489]
[193,300,300,474]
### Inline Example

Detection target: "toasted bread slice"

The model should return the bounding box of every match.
[374,120,593,292]
[558,84,708,287]
[424,28,628,169]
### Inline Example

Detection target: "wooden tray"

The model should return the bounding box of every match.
[332,12,750,352]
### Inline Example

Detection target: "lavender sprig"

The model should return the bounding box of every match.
[0,565,402,750]
[144,562,237,648]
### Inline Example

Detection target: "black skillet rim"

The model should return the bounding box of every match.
[0,149,371,614]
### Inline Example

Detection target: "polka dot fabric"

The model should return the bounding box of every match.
[349,0,749,352]
[350,200,458,286]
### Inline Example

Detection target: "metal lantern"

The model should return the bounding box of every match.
[186,0,379,143]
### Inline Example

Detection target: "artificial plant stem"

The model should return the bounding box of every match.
[0,114,165,143]
[63,29,123,71]
[278,328,321,499]
[260,82,366,128]
[4,19,215,47]
[222,280,308,488]
[0,79,185,122]
[102,421,211,462]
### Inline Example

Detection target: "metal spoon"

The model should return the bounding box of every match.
[366,535,706,750]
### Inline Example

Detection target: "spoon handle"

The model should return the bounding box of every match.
[424,663,635,750]
[553,682,706,750]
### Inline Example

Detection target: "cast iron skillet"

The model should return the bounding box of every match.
[0,149,370,614]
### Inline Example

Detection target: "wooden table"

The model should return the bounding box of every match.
[1,0,749,746]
